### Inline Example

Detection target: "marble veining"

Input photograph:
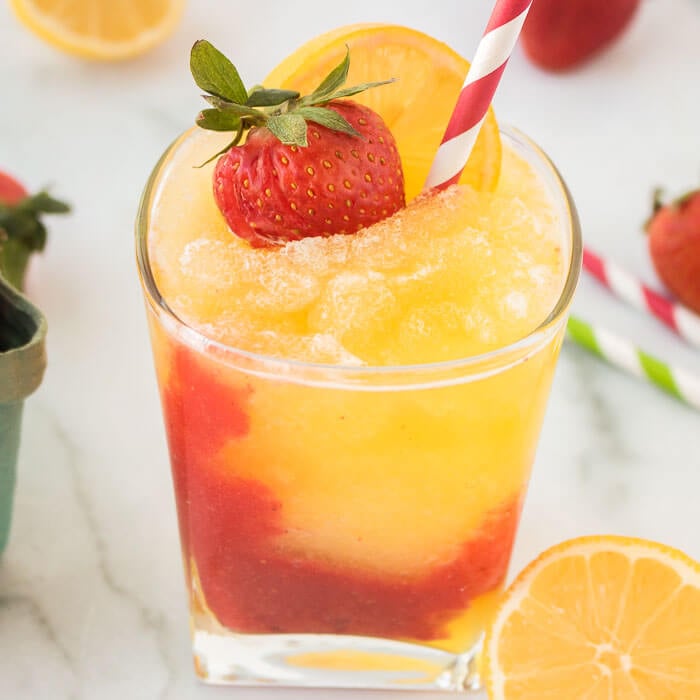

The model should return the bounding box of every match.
[569,348,636,508]
[48,406,176,698]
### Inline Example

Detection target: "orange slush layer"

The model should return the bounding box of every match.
[149,128,564,366]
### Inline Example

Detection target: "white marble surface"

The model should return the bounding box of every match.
[1,1,700,698]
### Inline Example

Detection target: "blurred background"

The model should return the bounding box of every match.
[1,1,699,698]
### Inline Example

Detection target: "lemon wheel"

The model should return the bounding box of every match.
[485,536,700,698]
[10,0,185,60]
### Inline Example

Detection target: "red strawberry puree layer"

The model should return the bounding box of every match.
[161,345,521,640]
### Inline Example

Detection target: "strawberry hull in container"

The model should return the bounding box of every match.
[136,27,581,690]
[0,172,67,555]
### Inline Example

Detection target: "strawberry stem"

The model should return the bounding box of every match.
[190,40,396,153]
[0,191,70,291]
[652,188,665,215]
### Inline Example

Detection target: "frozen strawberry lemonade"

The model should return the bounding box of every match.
[147,134,564,640]
[137,26,576,686]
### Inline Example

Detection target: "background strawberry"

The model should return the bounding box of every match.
[521,0,641,72]
[0,171,69,290]
[0,172,29,207]
[647,189,700,315]
[191,40,405,247]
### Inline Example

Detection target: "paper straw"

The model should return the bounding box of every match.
[420,2,700,411]
[424,0,533,191]
[583,248,700,349]
[567,315,700,411]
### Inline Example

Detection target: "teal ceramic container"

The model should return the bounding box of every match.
[0,274,46,555]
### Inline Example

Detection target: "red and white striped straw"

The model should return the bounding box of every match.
[424,0,532,191]
[583,248,700,349]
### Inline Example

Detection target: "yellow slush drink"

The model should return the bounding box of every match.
[136,25,580,689]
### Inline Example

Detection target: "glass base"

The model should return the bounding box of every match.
[193,630,483,691]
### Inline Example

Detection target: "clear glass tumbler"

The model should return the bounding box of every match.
[136,127,581,691]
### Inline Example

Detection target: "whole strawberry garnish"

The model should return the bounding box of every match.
[0,171,69,290]
[521,0,641,72]
[647,189,700,315]
[190,41,405,247]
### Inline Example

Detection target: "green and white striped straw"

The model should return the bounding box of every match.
[567,315,700,411]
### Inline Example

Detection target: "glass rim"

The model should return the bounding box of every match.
[136,125,582,387]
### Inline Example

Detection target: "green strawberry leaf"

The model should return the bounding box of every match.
[196,108,241,131]
[266,113,308,147]
[0,192,69,252]
[203,95,263,121]
[295,106,361,138]
[20,191,71,215]
[190,40,248,104]
[0,208,42,250]
[190,40,396,154]
[247,88,300,107]
[0,189,69,289]
[194,123,245,168]
[0,237,32,291]
[327,78,396,101]
[309,47,350,103]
